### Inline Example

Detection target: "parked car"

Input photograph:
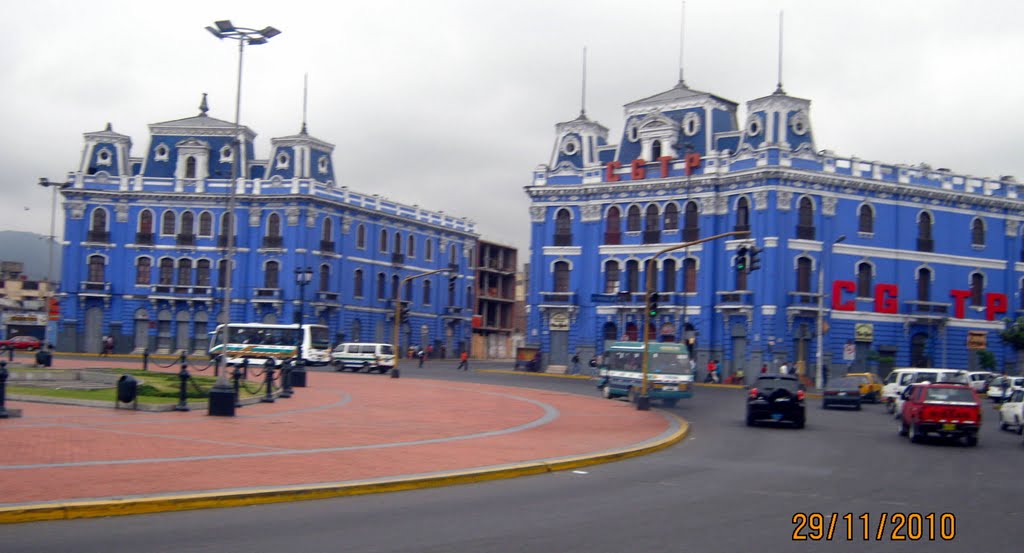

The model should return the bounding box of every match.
[846,372,883,403]
[898,383,982,446]
[986,376,1024,402]
[966,371,997,393]
[746,374,805,428]
[0,335,43,351]
[822,376,863,410]
[998,389,1024,434]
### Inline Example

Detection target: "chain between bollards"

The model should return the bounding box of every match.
[0,360,9,419]
[175,360,191,411]
[261,359,276,403]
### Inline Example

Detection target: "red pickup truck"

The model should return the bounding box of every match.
[898,383,982,446]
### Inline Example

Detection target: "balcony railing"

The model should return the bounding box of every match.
[540,292,577,304]
[253,288,282,298]
[176,233,195,246]
[262,236,284,249]
[391,252,405,265]
[604,232,621,245]
[80,281,110,292]
[86,230,110,243]
[317,291,339,302]
[917,237,934,252]
[642,230,661,244]
[150,285,212,296]
[320,240,335,253]
[733,224,751,233]
[717,290,753,305]
[788,291,820,305]
[796,225,816,240]
[135,232,154,245]
[905,300,950,314]
[553,233,573,247]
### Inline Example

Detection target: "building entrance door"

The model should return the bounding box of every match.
[84,306,104,353]
[731,321,747,381]
[133,309,148,353]
[550,330,568,367]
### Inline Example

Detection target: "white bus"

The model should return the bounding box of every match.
[208,323,332,366]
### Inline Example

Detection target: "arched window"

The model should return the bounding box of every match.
[970,272,984,306]
[390,275,400,299]
[651,140,662,160]
[319,265,330,292]
[322,218,333,241]
[393,231,402,253]
[198,212,213,237]
[196,259,211,287]
[604,260,620,294]
[662,259,676,292]
[735,197,750,231]
[683,258,697,293]
[423,280,432,305]
[177,259,192,285]
[449,244,458,265]
[797,197,815,239]
[161,210,175,235]
[135,257,151,285]
[88,255,105,283]
[683,201,700,241]
[90,209,107,241]
[917,267,931,302]
[357,224,366,249]
[971,218,985,246]
[917,212,933,252]
[627,205,642,232]
[353,269,364,297]
[644,205,660,243]
[664,203,679,230]
[796,257,813,293]
[180,211,194,236]
[264,261,280,288]
[220,212,234,240]
[857,262,872,297]
[376,273,386,300]
[858,204,874,234]
[407,235,416,257]
[404,279,413,301]
[553,261,570,293]
[626,260,639,292]
[379,229,388,252]
[267,213,281,237]
[605,207,621,244]
[425,238,433,260]
[217,259,228,288]
[185,156,196,179]
[159,258,174,285]
[139,209,153,234]
[554,209,572,246]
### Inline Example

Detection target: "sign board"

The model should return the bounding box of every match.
[549,312,570,331]
[967,330,987,351]
[854,323,874,343]
[2,312,47,326]
[843,343,855,361]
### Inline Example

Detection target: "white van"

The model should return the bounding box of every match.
[331,343,396,373]
[882,368,968,413]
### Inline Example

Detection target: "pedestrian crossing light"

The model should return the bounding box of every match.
[647,292,660,318]
[735,246,749,273]
[748,246,763,272]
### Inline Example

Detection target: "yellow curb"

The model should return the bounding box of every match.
[475,369,592,380]
[0,413,688,524]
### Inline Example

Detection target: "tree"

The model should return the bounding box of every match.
[977,349,997,372]
[998,317,1024,372]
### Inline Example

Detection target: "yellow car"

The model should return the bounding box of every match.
[846,372,883,403]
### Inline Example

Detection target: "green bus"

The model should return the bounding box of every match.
[596,341,694,407]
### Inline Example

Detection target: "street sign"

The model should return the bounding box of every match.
[843,343,855,361]
[967,330,987,351]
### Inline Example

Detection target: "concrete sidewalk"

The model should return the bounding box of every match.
[0,358,686,523]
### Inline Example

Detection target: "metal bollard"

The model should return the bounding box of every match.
[175,362,191,412]
[242,358,249,380]
[261,359,276,403]
[0,360,9,419]
[280,359,293,399]
[232,363,243,408]
[142,349,149,371]
[6,346,12,362]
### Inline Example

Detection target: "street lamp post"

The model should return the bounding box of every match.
[294,266,312,356]
[207,20,280,375]
[816,235,847,389]
[37,178,72,348]
[393,268,454,374]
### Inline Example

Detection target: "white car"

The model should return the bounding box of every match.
[998,389,1024,433]
[986,376,1024,402]
[883,368,968,414]
[966,371,996,393]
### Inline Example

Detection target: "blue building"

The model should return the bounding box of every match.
[57,96,478,354]
[526,78,1022,377]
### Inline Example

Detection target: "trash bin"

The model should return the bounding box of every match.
[207,377,236,417]
[35,349,53,368]
[117,375,138,404]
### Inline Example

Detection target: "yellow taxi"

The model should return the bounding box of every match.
[846,372,884,403]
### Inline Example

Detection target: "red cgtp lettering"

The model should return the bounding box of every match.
[684,152,702,176]
[986,293,1008,321]
[874,283,898,314]
[605,161,622,182]
[832,280,856,311]
[950,289,972,319]
[630,158,646,180]
[658,156,673,178]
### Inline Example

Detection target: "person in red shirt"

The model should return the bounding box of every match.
[457,351,469,371]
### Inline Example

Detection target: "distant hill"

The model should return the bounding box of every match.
[0,230,62,281]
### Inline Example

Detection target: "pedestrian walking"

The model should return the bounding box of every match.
[705,359,719,383]
[779,361,790,375]
[760,363,768,374]
[571,352,581,375]
[457,351,469,371]
[100,335,112,356]
[418,348,425,368]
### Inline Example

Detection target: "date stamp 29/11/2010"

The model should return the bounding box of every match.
[792,513,956,541]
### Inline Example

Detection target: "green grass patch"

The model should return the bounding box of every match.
[8,368,263,403]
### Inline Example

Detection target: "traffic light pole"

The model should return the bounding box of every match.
[638,230,750,410]
[394,268,453,373]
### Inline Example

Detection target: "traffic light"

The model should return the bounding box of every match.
[647,292,660,318]
[448,273,458,290]
[748,246,763,272]
[400,301,410,323]
[735,246,749,273]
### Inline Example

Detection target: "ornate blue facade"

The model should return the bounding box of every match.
[527,79,1023,377]
[58,99,478,354]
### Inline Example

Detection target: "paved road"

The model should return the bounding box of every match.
[3,365,1022,552]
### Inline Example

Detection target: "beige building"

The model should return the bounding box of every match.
[1,261,57,340]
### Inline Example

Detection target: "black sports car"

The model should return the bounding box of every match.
[746,374,805,428]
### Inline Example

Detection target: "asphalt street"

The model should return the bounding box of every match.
[3,363,1022,553]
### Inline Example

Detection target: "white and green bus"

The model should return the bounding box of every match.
[208,323,332,366]
[596,341,694,407]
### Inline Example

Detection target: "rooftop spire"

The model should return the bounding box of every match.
[199,92,209,116]
[678,1,686,86]
[301,73,309,134]
[580,46,587,118]
[774,11,786,95]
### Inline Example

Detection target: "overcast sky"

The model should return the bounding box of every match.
[2,0,1023,259]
